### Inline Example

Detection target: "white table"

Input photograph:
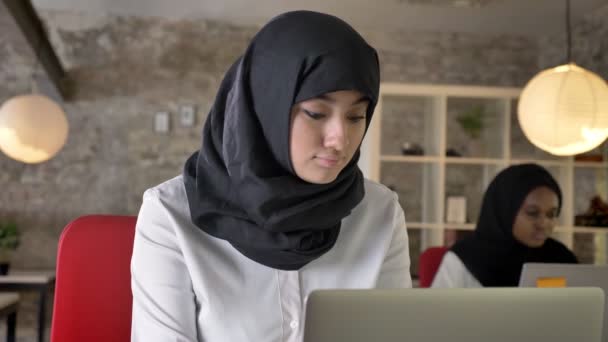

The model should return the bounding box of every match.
[0,271,55,342]
[0,293,19,342]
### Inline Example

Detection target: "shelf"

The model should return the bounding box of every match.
[406,222,444,230]
[380,155,439,163]
[510,159,567,167]
[405,223,608,234]
[407,222,476,230]
[551,226,608,234]
[380,155,508,165]
[445,157,503,165]
[573,161,608,168]
[444,223,475,230]
[379,83,521,98]
[366,83,608,263]
[379,156,583,167]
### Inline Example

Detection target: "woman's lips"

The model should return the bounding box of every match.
[532,232,547,241]
[315,155,341,168]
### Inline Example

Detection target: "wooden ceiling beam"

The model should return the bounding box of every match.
[3,0,69,100]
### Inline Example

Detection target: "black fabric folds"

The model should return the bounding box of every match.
[451,163,578,286]
[183,11,380,270]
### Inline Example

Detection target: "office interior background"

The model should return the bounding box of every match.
[1,0,608,340]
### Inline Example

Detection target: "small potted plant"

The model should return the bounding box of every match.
[456,105,486,139]
[0,222,19,275]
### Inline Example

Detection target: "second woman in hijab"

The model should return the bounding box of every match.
[130,10,411,342]
[432,163,577,288]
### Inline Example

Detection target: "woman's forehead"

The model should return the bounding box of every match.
[301,90,369,104]
[522,187,559,205]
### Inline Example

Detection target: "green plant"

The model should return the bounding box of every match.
[0,222,19,251]
[456,105,486,139]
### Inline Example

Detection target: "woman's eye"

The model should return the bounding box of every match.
[348,115,366,123]
[526,211,540,219]
[526,210,558,220]
[303,109,325,120]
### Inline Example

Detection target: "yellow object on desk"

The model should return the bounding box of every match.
[536,276,567,288]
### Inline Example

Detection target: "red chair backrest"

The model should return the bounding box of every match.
[51,215,136,342]
[418,246,448,288]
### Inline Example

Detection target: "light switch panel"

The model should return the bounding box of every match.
[179,104,196,127]
[154,111,170,133]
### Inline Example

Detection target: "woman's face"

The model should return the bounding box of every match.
[512,186,559,248]
[289,90,369,184]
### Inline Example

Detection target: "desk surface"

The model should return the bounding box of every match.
[0,272,51,342]
[0,270,55,285]
[0,293,19,307]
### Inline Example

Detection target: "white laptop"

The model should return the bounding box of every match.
[303,288,604,342]
[520,263,608,342]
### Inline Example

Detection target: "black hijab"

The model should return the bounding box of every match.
[183,11,380,270]
[451,163,578,286]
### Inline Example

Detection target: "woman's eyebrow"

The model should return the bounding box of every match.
[524,204,558,211]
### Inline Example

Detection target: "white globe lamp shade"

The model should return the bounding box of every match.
[518,63,608,156]
[0,94,69,163]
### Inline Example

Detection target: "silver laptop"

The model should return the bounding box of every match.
[303,288,604,342]
[520,263,608,342]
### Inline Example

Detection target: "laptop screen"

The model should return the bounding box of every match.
[519,263,608,342]
[304,287,604,342]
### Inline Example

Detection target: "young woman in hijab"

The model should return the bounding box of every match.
[130,10,411,342]
[432,163,577,288]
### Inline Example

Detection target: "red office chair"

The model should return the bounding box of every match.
[50,215,137,342]
[418,246,448,288]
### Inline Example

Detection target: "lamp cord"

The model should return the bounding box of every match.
[566,0,572,63]
[29,20,46,94]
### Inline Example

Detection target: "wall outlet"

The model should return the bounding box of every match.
[179,104,196,127]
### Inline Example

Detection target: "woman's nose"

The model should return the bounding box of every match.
[324,118,348,151]
[536,216,555,230]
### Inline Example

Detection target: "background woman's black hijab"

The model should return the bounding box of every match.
[183,11,380,270]
[451,163,577,286]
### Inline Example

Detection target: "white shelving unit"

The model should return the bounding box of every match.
[359,83,608,264]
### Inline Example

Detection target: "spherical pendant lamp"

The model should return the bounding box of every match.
[0,94,69,163]
[518,63,608,156]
